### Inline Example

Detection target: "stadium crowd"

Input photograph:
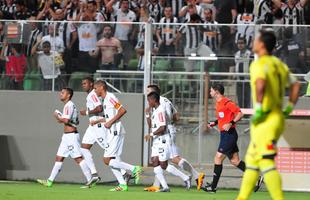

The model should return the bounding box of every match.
[0,0,309,90]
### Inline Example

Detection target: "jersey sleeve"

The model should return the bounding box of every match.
[251,60,267,82]
[62,104,72,120]
[226,101,241,113]
[109,94,122,110]
[90,93,102,107]
[282,63,297,87]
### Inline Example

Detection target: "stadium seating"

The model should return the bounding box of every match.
[23,69,42,91]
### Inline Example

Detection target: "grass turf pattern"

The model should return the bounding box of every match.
[0,182,309,200]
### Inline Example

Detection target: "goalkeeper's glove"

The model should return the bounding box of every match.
[251,103,266,125]
[283,102,294,118]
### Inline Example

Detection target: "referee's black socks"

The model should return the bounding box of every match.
[211,164,223,189]
[237,160,246,172]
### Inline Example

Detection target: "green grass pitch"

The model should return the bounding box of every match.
[0,182,309,200]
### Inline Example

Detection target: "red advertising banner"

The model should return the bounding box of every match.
[276,147,310,173]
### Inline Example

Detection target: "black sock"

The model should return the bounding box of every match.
[237,160,246,172]
[211,164,223,189]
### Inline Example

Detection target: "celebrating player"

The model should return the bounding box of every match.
[37,88,92,187]
[203,83,246,193]
[79,77,105,187]
[91,80,142,191]
[145,91,190,192]
[144,85,205,192]
[236,30,300,200]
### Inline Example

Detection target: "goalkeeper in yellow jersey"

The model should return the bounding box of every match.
[236,30,300,200]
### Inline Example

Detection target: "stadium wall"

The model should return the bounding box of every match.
[0,91,144,183]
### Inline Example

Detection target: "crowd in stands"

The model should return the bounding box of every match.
[0,0,309,91]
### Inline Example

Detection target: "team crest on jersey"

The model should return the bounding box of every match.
[219,112,224,118]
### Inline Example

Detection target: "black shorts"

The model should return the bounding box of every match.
[218,128,239,159]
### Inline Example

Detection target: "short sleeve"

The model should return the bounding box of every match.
[62,104,72,119]
[226,101,241,113]
[251,60,267,82]
[109,95,122,110]
[91,93,101,107]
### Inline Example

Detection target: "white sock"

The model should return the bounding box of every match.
[81,148,97,175]
[153,176,160,187]
[179,158,199,179]
[154,166,168,189]
[116,156,128,175]
[166,164,189,181]
[79,160,92,182]
[110,167,126,185]
[48,161,63,181]
[109,159,135,172]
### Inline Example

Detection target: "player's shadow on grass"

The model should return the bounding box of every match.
[0,135,28,179]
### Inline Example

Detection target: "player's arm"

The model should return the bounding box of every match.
[53,111,70,124]
[151,125,166,136]
[283,74,301,117]
[251,78,266,124]
[80,105,103,116]
[222,101,243,131]
[145,106,152,128]
[173,112,180,122]
[105,103,126,129]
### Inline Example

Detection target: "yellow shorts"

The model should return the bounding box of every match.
[245,110,285,168]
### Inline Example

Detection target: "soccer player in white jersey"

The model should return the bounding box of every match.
[79,77,105,187]
[145,85,205,191]
[37,88,92,187]
[145,92,190,192]
[91,80,142,191]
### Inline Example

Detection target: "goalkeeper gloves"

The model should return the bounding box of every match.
[251,103,266,125]
[283,102,294,118]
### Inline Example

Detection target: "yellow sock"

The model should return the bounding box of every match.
[259,159,284,200]
[236,169,259,200]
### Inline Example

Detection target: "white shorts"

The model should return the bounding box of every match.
[104,133,124,158]
[169,134,179,158]
[56,132,82,158]
[151,139,171,162]
[82,124,106,149]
